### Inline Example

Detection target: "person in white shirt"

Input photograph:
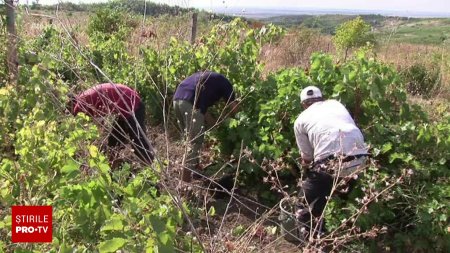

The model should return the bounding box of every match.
[293,85,369,236]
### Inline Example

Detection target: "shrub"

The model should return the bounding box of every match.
[401,63,440,98]
[281,28,323,67]
[333,16,376,59]
[87,9,135,40]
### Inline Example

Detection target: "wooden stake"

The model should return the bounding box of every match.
[6,0,18,84]
[190,12,198,44]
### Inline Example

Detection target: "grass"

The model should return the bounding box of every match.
[262,14,449,45]
[378,19,450,45]
[263,14,397,33]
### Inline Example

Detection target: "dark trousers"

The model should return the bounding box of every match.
[298,171,357,232]
[297,171,332,232]
[108,101,154,164]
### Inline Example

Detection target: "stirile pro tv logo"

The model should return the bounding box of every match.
[12,206,53,243]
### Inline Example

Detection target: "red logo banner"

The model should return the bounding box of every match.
[11,206,52,243]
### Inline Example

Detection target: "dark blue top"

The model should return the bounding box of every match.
[173,71,235,114]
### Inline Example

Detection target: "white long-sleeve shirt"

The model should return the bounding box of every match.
[294,100,368,162]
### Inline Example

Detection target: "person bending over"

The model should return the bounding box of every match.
[173,71,239,182]
[69,83,154,165]
[293,85,369,235]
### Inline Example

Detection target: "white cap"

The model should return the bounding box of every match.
[300,86,322,102]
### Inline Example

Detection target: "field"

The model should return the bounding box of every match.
[376,18,450,45]
[0,1,449,253]
[262,14,387,32]
[264,14,450,45]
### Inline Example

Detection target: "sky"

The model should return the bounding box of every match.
[19,0,450,14]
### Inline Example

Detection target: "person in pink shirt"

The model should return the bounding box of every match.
[69,83,154,164]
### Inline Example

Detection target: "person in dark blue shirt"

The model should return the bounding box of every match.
[173,71,239,182]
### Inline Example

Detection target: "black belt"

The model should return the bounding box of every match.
[342,154,368,162]
[308,154,367,175]
[315,154,368,166]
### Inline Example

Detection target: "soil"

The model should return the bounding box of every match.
[104,122,303,252]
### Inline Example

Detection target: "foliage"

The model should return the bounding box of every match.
[25,26,91,84]
[0,68,191,253]
[87,9,134,40]
[0,21,196,253]
[109,0,195,17]
[139,18,283,123]
[219,50,425,160]
[0,6,448,252]
[401,63,441,97]
[31,0,197,18]
[214,50,449,250]
[333,16,376,58]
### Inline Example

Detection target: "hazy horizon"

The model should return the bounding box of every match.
[17,0,450,18]
[214,6,450,18]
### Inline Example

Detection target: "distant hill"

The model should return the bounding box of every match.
[260,14,450,45]
[214,7,450,19]
[261,14,409,34]
[30,0,194,16]
[27,0,236,23]
[375,18,450,45]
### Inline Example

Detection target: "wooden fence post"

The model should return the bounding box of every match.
[6,0,18,85]
[190,12,198,44]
